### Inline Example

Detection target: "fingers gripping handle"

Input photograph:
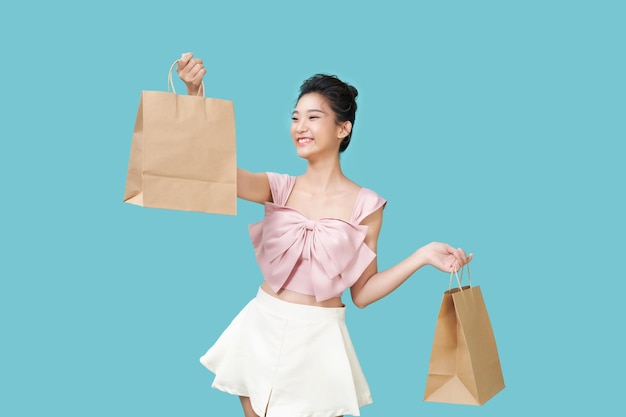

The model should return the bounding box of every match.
[167,59,205,96]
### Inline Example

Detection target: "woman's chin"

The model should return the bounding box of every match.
[295,147,314,159]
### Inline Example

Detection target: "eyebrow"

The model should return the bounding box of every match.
[292,109,326,115]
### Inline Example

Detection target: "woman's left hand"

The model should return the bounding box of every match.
[420,242,473,273]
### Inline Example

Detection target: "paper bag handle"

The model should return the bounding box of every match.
[449,263,472,291]
[167,59,205,97]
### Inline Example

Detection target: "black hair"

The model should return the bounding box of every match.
[298,74,358,153]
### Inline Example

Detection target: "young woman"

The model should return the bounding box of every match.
[177,52,472,417]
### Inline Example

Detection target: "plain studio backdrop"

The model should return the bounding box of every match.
[1,1,624,416]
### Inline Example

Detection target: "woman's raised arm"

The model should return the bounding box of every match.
[178,53,271,204]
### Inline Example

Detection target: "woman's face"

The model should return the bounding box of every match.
[291,93,347,160]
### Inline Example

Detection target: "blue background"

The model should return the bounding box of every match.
[1,0,624,415]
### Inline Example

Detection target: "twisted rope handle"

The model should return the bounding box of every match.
[448,263,472,291]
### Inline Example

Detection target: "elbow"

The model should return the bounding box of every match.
[352,295,372,309]
[351,272,378,309]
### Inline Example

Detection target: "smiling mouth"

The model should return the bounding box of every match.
[297,137,314,145]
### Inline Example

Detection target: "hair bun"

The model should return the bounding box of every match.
[348,85,358,99]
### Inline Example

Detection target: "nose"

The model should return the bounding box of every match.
[295,118,307,133]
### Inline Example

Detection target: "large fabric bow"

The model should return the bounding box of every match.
[249,203,375,301]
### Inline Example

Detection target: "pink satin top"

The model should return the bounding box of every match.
[248,172,387,302]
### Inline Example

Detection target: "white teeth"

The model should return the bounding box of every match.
[298,138,313,144]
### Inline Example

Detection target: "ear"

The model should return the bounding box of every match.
[338,121,352,139]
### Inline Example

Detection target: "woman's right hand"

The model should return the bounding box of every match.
[177,52,206,96]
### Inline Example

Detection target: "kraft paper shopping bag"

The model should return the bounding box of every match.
[424,267,505,405]
[124,60,237,215]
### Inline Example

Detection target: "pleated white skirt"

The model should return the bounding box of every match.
[199,287,372,417]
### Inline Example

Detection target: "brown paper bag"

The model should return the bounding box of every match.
[424,267,505,405]
[123,60,237,215]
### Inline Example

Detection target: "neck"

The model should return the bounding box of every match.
[301,156,345,193]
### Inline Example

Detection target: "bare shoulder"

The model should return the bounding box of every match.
[341,177,363,198]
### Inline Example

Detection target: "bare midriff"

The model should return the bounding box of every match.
[260,281,345,308]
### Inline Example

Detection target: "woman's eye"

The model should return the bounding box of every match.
[309,116,319,120]
[291,117,299,122]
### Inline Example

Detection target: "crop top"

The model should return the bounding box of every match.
[248,172,387,302]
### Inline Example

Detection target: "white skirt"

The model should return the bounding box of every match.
[199,287,372,417]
